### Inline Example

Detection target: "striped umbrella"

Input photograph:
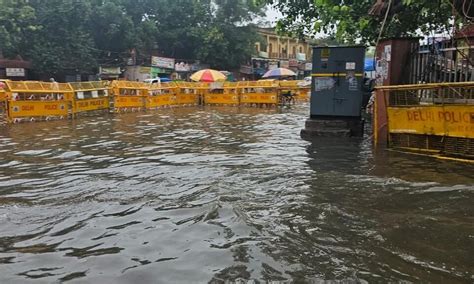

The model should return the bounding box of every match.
[190,69,227,82]
[262,68,296,78]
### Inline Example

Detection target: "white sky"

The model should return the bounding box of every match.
[265,6,282,25]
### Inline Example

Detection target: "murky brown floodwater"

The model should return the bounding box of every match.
[0,104,473,283]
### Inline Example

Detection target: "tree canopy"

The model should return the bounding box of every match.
[0,0,265,76]
[259,0,456,44]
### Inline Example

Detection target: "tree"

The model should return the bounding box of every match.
[0,0,266,77]
[24,0,98,76]
[0,0,38,58]
[259,0,454,44]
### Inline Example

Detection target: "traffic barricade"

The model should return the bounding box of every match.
[175,82,199,106]
[146,82,177,109]
[204,82,239,105]
[4,81,73,123]
[237,81,279,106]
[279,80,310,102]
[110,81,147,112]
[69,81,111,116]
[0,88,6,124]
[375,82,474,159]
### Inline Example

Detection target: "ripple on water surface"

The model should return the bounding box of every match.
[0,105,473,283]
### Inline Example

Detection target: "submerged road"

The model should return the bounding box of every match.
[0,104,473,283]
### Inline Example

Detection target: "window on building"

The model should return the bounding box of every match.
[269,43,273,53]
[292,46,296,55]
[299,46,303,53]
[255,44,259,53]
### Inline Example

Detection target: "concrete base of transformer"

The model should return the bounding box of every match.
[301,118,364,140]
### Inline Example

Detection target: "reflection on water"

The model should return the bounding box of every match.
[0,104,472,283]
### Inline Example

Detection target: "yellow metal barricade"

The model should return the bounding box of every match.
[204,82,239,105]
[0,89,6,111]
[146,82,177,109]
[237,81,279,106]
[376,82,474,159]
[279,80,310,102]
[4,81,73,123]
[175,82,199,106]
[69,81,110,116]
[111,81,147,112]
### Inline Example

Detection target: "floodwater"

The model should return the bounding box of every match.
[0,104,472,283]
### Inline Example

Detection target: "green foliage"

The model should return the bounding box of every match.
[0,0,38,58]
[258,0,453,44]
[25,0,98,75]
[0,0,265,76]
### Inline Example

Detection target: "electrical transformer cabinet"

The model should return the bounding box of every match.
[311,46,366,118]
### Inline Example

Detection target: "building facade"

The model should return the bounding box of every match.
[240,27,313,80]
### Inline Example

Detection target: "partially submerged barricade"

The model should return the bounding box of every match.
[237,81,279,107]
[0,79,311,124]
[3,81,73,123]
[175,82,199,106]
[204,82,239,105]
[69,81,110,116]
[111,81,148,112]
[278,80,310,102]
[146,82,177,109]
[374,82,474,159]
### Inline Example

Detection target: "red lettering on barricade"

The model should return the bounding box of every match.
[22,105,34,111]
[44,105,58,110]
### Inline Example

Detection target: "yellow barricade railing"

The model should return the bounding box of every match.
[204,82,239,105]
[237,81,279,105]
[0,79,312,123]
[278,80,310,101]
[111,81,147,112]
[147,82,177,109]
[70,81,111,115]
[0,89,7,120]
[4,81,74,122]
[175,82,199,105]
[375,82,474,158]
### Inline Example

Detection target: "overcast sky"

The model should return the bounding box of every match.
[263,6,282,26]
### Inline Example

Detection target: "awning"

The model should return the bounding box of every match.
[365,58,375,72]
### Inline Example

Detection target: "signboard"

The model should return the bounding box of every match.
[296,53,306,61]
[140,67,151,74]
[259,51,269,58]
[99,67,121,75]
[388,106,474,139]
[269,61,279,70]
[280,60,290,68]
[239,65,253,74]
[75,98,109,113]
[151,56,175,69]
[6,68,25,77]
[9,101,68,118]
[175,62,191,72]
